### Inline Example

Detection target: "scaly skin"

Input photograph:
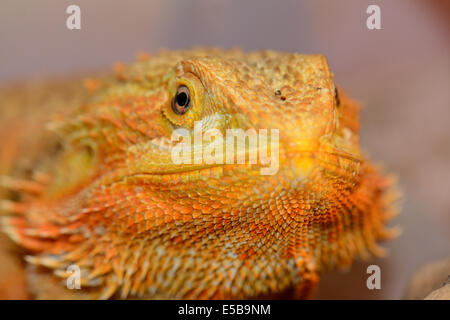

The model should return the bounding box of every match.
[0,48,399,299]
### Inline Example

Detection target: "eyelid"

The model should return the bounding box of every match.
[175,73,202,97]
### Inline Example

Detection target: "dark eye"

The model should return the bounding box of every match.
[335,87,340,107]
[172,85,191,115]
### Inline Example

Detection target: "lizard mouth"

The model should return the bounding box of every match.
[128,164,225,178]
[101,164,229,187]
[100,135,363,187]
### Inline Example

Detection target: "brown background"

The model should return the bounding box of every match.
[1,0,449,299]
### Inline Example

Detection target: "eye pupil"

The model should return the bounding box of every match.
[172,85,191,115]
[176,92,188,107]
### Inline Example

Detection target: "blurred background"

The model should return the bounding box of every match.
[0,0,449,299]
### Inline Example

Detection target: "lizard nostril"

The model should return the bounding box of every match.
[274,90,286,101]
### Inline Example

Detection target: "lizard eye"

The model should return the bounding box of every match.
[172,85,191,115]
[335,87,340,107]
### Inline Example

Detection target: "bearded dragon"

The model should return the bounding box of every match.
[0,48,400,299]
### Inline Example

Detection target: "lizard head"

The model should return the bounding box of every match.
[3,49,396,299]
[50,49,361,184]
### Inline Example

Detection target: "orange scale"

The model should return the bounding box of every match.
[134,213,145,224]
[105,247,118,260]
[136,223,148,234]
[191,210,203,219]
[182,215,193,223]
[164,215,174,223]
[211,209,223,217]
[155,201,168,210]
[171,211,182,221]
[211,202,224,209]
[126,217,135,228]
[191,202,203,210]
[179,206,193,214]
[68,234,85,243]
[201,206,213,214]
[212,217,223,224]
[222,219,232,226]
[171,203,184,212]
[127,133,137,144]
[229,208,240,216]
